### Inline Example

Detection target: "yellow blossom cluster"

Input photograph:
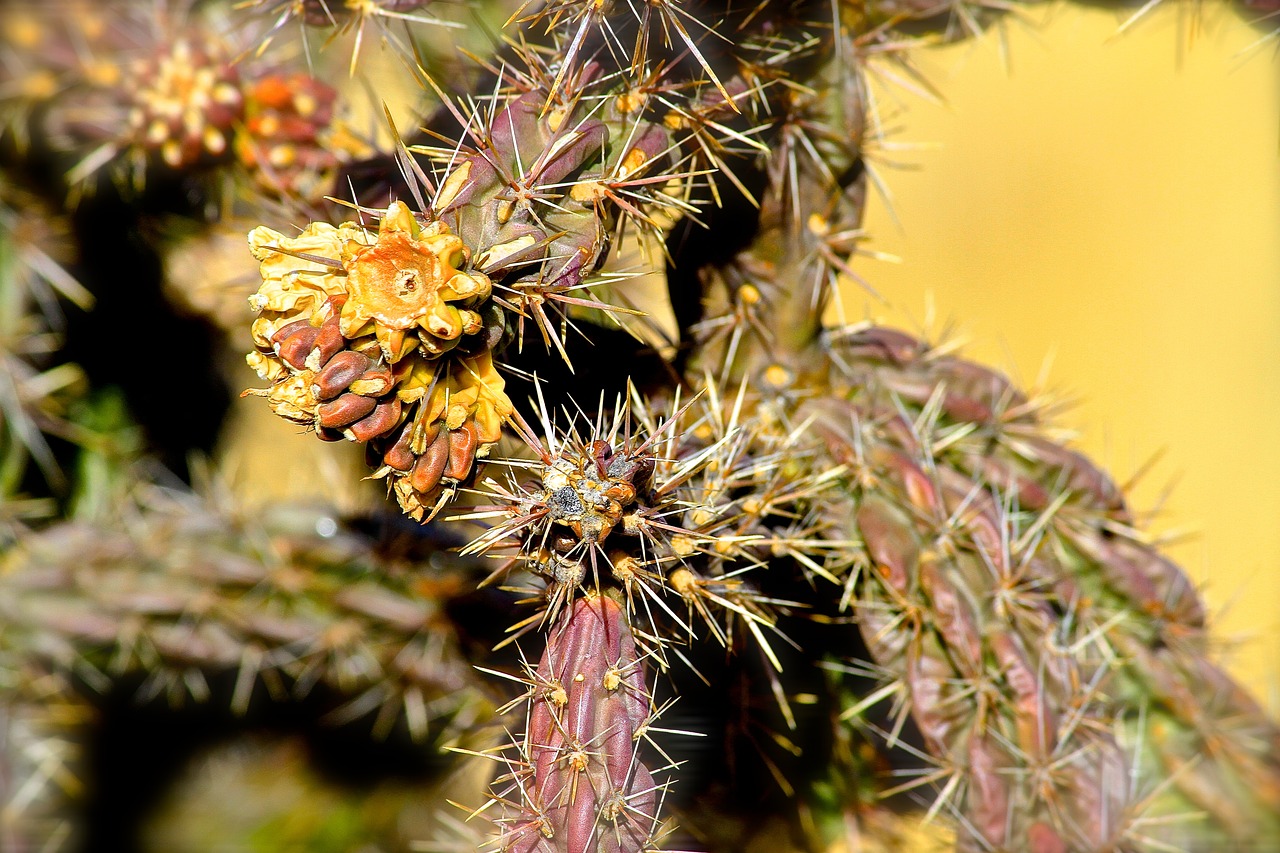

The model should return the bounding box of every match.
[245,201,513,518]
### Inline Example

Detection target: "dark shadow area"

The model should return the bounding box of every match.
[63,184,230,486]
[75,670,456,853]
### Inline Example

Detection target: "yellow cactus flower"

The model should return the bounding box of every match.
[247,202,491,364]
[247,220,357,348]
[421,350,512,444]
[338,202,492,363]
[245,201,509,521]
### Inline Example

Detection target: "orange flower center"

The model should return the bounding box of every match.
[346,232,447,330]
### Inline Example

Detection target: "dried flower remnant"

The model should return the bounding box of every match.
[461,384,829,667]
[234,71,360,198]
[245,201,513,519]
[339,202,494,362]
[125,36,244,170]
[463,402,679,627]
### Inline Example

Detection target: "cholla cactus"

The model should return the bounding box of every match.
[0,0,1277,851]
[806,327,1280,850]
[0,480,493,848]
[486,593,666,853]
[231,0,1280,842]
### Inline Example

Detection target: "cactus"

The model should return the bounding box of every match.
[1,0,1278,851]
[0,478,496,848]
[806,328,1280,850]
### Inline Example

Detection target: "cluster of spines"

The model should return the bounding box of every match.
[0,181,93,540]
[461,381,835,671]
[451,375,865,851]
[0,657,94,850]
[349,0,937,380]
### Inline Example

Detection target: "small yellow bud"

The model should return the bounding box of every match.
[689,508,716,528]
[616,90,646,114]
[546,106,568,132]
[618,147,647,179]
[763,364,792,389]
[670,535,697,557]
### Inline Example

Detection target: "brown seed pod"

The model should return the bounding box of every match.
[316,393,377,429]
[307,319,344,370]
[443,422,479,482]
[348,366,393,397]
[409,431,451,495]
[381,424,416,472]
[345,398,401,442]
[312,351,372,400]
[275,324,320,371]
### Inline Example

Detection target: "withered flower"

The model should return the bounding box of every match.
[126,35,244,170]
[247,220,358,350]
[245,202,512,520]
[338,202,492,362]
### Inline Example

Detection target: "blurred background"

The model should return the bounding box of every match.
[849,1,1280,714]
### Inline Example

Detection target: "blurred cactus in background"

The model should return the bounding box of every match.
[1,1,1278,851]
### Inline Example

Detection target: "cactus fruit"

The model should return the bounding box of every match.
[1,0,1278,851]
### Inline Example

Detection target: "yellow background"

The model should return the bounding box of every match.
[848,2,1280,713]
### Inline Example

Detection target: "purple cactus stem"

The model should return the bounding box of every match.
[505,594,658,853]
